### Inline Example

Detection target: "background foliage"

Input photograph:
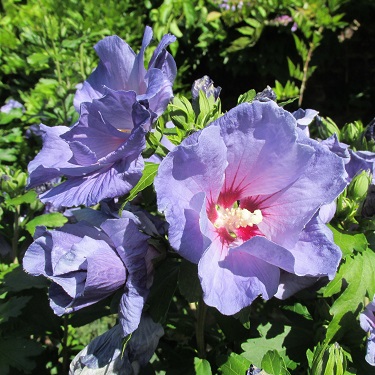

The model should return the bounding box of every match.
[1,0,375,374]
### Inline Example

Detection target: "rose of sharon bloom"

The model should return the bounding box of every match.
[360,295,375,366]
[23,216,154,336]
[27,27,176,208]
[74,26,177,127]
[155,101,347,315]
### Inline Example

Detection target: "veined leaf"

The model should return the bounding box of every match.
[324,249,375,342]
[122,162,159,206]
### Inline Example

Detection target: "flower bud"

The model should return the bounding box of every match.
[347,170,371,202]
[310,343,347,375]
[341,121,363,143]
[317,116,341,140]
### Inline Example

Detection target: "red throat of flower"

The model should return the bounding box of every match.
[207,194,264,245]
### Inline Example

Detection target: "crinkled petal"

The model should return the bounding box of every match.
[257,137,347,247]
[27,125,73,188]
[198,238,280,315]
[74,35,137,109]
[39,157,143,208]
[101,218,150,336]
[214,101,315,205]
[285,215,341,278]
[127,26,153,95]
[148,33,177,83]
[347,149,375,181]
[155,125,227,262]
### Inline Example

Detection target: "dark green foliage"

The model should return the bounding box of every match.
[1,0,375,374]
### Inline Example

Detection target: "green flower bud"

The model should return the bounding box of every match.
[347,170,371,202]
[310,343,347,375]
[341,121,363,143]
[336,193,355,218]
[317,117,341,140]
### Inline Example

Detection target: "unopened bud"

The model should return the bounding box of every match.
[310,343,347,375]
[317,116,341,140]
[347,170,371,202]
[341,121,363,143]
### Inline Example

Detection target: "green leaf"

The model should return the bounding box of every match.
[146,258,180,323]
[219,353,250,375]
[0,265,48,293]
[183,1,196,27]
[329,225,368,257]
[25,212,68,235]
[122,162,159,206]
[194,357,212,375]
[261,350,290,375]
[207,11,221,22]
[0,108,23,125]
[0,296,32,324]
[0,336,43,374]
[26,52,49,67]
[237,89,256,104]
[324,249,375,342]
[241,321,303,370]
[178,259,202,303]
[5,190,37,207]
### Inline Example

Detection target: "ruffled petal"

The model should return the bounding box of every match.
[198,238,280,315]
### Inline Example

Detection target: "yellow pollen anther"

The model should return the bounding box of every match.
[117,128,132,133]
[214,207,263,232]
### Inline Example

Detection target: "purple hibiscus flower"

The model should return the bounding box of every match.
[74,26,176,127]
[23,214,156,336]
[155,100,347,315]
[360,295,375,366]
[27,27,176,208]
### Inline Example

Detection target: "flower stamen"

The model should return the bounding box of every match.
[214,206,263,233]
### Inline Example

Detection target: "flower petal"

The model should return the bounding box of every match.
[198,238,280,315]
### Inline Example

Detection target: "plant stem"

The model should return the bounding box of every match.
[11,207,20,264]
[298,26,323,107]
[196,297,208,358]
[62,316,69,374]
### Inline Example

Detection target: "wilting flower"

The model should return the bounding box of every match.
[155,101,347,315]
[23,213,154,336]
[27,27,176,208]
[70,315,164,374]
[360,295,375,366]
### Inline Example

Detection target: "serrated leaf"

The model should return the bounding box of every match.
[25,212,68,235]
[329,225,368,257]
[0,296,32,324]
[122,162,159,206]
[219,353,250,375]
[194,357,212,375]
[324,250,375,342]
[261,350,290,375]
[241,322,303,370]
[0,336,43,374]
